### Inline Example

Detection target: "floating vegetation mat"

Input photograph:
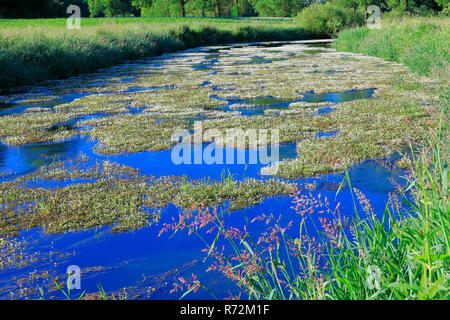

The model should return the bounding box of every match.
[0,40,440,299]
[0,154,297,237]
[0,40,439,230]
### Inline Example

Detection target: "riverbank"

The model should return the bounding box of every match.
[334,17,449,80]
[0,18,311,94]
[333,16,448,161]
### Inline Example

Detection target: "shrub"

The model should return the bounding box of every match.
[294,1,364,37]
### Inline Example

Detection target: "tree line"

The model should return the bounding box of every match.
[1,0,448,18]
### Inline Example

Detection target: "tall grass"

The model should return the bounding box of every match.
[0,18,310,93]
[0,17,295,28]
[334,17,449,79]
[164,129,449,300]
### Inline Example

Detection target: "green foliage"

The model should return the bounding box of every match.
[132,0,152,9]
[0,0,447,18]
[186,0,216,17]
[334,18,449,78]
[87,0,138,17]
[435,0,449,7]
[138,0,256,17]
[87,0,108,17]
[142,0,184,17]
[295,1,364,37]
[441,2,450,15]
[250,0,305,17]
[384,0,443,15]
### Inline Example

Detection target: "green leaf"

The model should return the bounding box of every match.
[241,240,255,256]
[208,231,220,256]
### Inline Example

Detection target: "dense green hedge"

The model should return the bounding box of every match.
[295,2,364,38]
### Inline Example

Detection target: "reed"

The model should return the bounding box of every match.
[165,130,449,299]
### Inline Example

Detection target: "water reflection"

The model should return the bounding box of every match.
[0,156,405,300]
[0,137,85,178]
[300,88,376,104]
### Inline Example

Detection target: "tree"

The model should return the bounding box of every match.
[187,0,216,16]
[180,0,187,16]
[215,0,223,16]
[87,0,108,16]
[87,0,137,17]
[435,0,449,7]
[0,0,56,18]
[335,0,360,11]
[137,0,190,16]
[250,0,306,17]
[132,0,152,8]
[385,0,409,12]
[131,0,151,15]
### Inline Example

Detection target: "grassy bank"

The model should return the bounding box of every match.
[334,16,449,164]
[334,17,449,79]
[0,17,310,93]
[167,133,449,300]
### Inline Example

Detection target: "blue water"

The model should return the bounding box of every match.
[0,136,297,182]
[0,41,403,300]
[0,155,404,299]
[209,88,375,116]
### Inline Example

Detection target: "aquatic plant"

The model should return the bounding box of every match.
[0,111,78,145]
[163,133,449,299]
[0,41,440,181]
[0,157,294,236]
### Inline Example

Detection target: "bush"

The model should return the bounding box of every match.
[439,3,450,16]
[294,1,364,37]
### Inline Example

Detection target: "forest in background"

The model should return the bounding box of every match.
[1,0,448,19]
